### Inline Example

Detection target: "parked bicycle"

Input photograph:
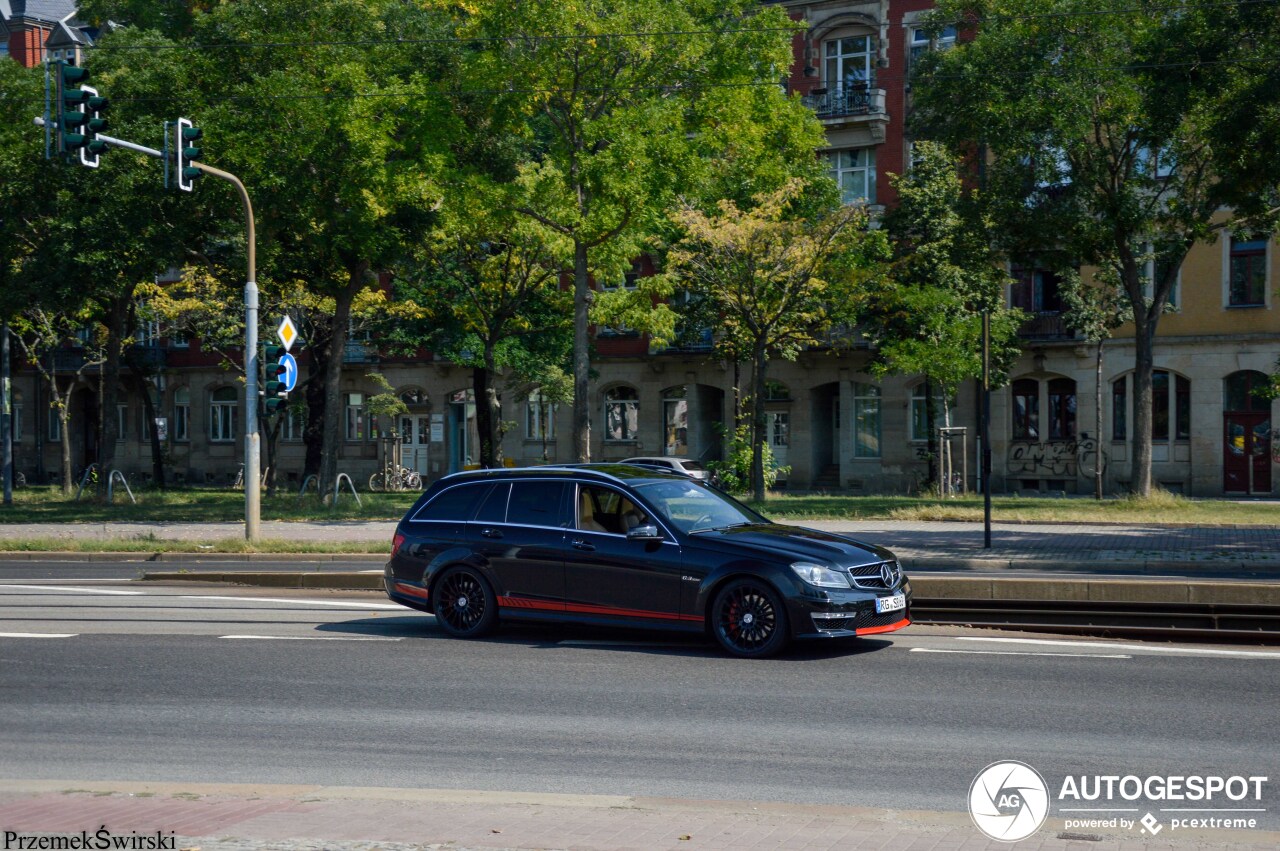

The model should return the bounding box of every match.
[368,464,422,492]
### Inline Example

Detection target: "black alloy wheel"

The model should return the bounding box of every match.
[433,567,498,638]
[712,579,788,658]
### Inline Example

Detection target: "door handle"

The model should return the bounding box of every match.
[480,528,503,539]
[571,539,595,552]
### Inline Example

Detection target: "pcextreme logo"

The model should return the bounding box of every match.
[968,761,1051,842]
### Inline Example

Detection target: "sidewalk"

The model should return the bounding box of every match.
[2,519,1279,574]
[0,781,1274,851]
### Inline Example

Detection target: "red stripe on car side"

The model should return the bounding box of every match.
[856,617,910,636]
[394,582,430,600]
[498,595,699,622]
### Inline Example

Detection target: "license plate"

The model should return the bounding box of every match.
[876,594,906,614]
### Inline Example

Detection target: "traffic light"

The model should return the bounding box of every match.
[263,343,288,415]
[54,61,90,156]
[81,87,109,168]
[174,117,203,191]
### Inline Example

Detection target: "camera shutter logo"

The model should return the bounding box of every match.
[969,761,1050,841]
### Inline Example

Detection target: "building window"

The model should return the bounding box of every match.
[824,34,873,92]
[1047,378,1077,440]
[282,407,305,441]
[1111,371,1190,442]
[601,259,643,291]
[1112,377,1127,440]
[345,393,369,441]
[49,407,61,442]
[1010,264,1064,313]
[662,386,688,457]
[910,384,953,441]
[11,391,22,442]
[825,148,876,205]
[116,404,128,441]
[1139,241,1180,309]
[1229,235,1267,307]
[1224,370,1270,413]
[769,411,790,447]
[526,390,556,441]
[603,386,639,442]
[209,389,238,440]
[210,388,238,442]
[852,382,881,458]
[1011,379,1039,440]
[173,388,190,442]
[909,24,957,63]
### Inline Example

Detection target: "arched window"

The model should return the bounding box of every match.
[764,380,790,401]
[173,387,190,442]
[1111,371,1190,441]
[526,390,556,441]
[1011,379,1039,440]
[1047,378,1077,440]
[209,387,238,442]
[399,388,426,407]
[1224,371,1270,413]
[603,387,639,442]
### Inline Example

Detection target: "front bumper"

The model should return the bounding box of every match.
[789,580,912,639]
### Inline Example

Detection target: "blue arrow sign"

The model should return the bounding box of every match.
[279,352,298,393]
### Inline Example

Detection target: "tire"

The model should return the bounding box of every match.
[711,578,789,658]
[432,566,499,638]
[406,472,423,490]
[368,473,386,493]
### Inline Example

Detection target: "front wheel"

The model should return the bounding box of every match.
[433,566,498,638]
[368,473,386,493]
[711,579,788,658]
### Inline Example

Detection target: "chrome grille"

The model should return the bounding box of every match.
[847,560,901,590]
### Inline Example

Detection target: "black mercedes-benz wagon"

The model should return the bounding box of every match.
[385,464,910,657]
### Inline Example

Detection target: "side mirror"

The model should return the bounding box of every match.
[626,524,662,541]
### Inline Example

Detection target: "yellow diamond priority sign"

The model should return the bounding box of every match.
[277,315,299,352]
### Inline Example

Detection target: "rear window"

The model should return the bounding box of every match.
[681,461,706,471]
[507,481,569,527]
[414,483,489,522]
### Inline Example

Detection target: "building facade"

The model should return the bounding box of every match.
[6,0,1278,496]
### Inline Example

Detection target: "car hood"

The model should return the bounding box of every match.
[694,523,895,567]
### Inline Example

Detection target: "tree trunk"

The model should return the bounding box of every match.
[58,404,73,496]
[1095,339,1104,501]
[302,327,329,484]
[96,298,128,499]
[751,342,768,503]
[1131,318,1155,496]
[472,357,501,469]
[572,239,592,462]
[318,267,364,498]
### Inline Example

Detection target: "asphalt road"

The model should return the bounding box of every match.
[1,580,1277,828]
[0,558,380,581]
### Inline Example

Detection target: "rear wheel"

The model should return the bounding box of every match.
[711,579,788,658]
[433,566,498,638]
[368,473,386,492]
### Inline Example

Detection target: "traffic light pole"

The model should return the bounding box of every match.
[190,161,260,543]
[33,116,262,541]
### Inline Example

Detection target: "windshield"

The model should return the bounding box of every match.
[634,480,768,534]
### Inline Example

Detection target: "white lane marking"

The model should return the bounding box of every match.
[558,640,707,649]
[180,595,401,610]
[221,634,402,642]
[0,632,78,638]
[955,636,1280,659]
[910,647,1131,659]
[0,584,144,596]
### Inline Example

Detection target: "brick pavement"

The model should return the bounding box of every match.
[0,783,1275,851]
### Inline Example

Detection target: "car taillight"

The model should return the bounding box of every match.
[392,532,406,557]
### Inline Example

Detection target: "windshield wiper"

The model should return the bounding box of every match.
[690,521,756,534]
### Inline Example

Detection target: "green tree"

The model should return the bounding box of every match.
[1060,271,1130,500]
[664,178,887,502]
[387,187,574,468]
[460,0,804,460]
[862,142,1023,488]
[913,0,1280,495]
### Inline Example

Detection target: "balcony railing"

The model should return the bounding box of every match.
[343,340,379,364]
[1018,311,1079,341]
[801,83,880,119]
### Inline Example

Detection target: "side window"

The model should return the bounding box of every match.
[474,482,511,523]
[577,485,650,535]
[507,481,569,527]
[415,483,489,522]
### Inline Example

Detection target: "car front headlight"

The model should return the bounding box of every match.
[790,562,850,589]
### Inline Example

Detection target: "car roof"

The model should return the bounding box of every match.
[435,463,688,487]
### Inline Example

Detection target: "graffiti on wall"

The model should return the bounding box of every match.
[1007,438,1100,478]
